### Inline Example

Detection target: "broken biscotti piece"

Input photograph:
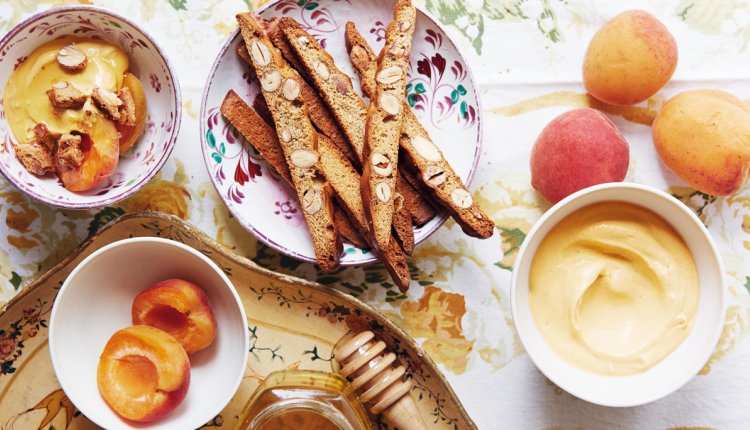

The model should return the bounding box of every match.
[236,12,341,271]
[92,87,136,126]
[361,0,416,250]
[46,81,86,110]
[220,90,367,249]
[28,122,60,149]
[346,21,494,239]
[117,87,137,126]
[54,133,85,172]
[15,143,55,175]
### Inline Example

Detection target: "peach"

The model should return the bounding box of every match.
[59,113,119,191]
[652,89,750,196]
[118,73,148,154]
[97,325,190,422]
[132,279,217,354]
[583,10,678,106]
[531,108,629,203]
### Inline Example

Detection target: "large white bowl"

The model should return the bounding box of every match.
[0,5,181,209]
[511,182,726,407]
[49,237,249,430]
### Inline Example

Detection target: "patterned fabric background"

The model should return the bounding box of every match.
[1,0,749,428]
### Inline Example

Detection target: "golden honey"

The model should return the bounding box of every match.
[235,370,371,430]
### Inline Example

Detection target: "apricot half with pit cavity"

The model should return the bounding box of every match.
[97,325,190,422]
[132,279,218,354]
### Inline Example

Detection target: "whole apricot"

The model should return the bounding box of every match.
[583,10,677,106]
[531,108,629,203]
[652,89,750,196]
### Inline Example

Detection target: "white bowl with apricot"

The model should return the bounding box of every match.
[49,237,249,429]
[0,5,180,209]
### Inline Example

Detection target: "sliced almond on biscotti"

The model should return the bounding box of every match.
[279,15,432,244]
[346,21,494,239]
[360,0,416,250]
[264,20,360,166]
[221,90,367,249]
[236,13,341,271]
[277,17,369,161]
[317,134,411,291]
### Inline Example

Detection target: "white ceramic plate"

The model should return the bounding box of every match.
[511,183,726,407]
[200,0,482,265]
[48,237,249,430]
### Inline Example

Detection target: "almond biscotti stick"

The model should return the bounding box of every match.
[241,31,359,165]
[252,94,274,126]
[332,207,369,249]
[221,90,367,249]
[345,21,494,239]
[360,0,416,249]
[317,135,411,291]
[223,89,407,287]
[397,168,436,227]
[391,191,415,255]
[278,17,369,161]
[278,17,426,250]
[236,13,341,270]
[272,19,435,229]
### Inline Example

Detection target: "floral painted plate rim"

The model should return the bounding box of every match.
[200,0,483,266]
[0,5,182,210]
[0,211,478,430]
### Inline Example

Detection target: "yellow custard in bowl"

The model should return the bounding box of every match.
[3,37,128,140]
[3,36,147,191]
[529,201,699,376]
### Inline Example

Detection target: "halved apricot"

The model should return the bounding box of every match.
[97,325,190,422]
[117,73,147,154]
[132,279,218,354]
[58,113,119,191]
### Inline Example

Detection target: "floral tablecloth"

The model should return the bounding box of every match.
[1,0,749,428]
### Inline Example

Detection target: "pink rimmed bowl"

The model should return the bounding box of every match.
[200,0,482,266]
[0,5,181,209]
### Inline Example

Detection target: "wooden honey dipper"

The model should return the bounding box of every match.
[333,331,428,430]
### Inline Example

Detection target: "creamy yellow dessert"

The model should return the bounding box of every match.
[529,201,699,376]
[3,36,146,191]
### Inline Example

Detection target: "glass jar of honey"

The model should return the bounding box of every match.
[235,369,371,430]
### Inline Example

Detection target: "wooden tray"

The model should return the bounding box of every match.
[0,212,475,430]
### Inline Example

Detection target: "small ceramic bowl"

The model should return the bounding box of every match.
[511,182,726,407]
[49,237,249,430]
[200,0,482,265]
[0,5,181,209]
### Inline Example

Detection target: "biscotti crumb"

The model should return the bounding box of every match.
[46,82,86,110]
[54,133,85,172]
[15,143,55,175]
